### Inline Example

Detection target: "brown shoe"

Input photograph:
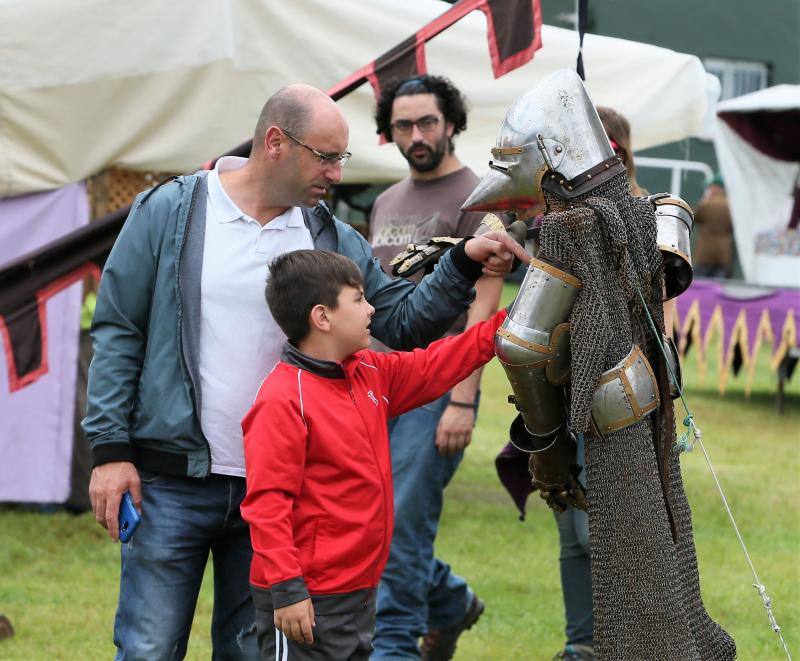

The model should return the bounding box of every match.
[0,614,14,641]
[420,595,484,661]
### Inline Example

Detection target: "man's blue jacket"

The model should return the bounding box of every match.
[82,174,480,477]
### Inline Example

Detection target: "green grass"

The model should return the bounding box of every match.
[1,284,797,660]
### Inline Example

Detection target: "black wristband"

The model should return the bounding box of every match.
[449,237,483,282]
[448,400,476,410]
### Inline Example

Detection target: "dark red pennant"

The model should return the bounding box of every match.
[365,35,427,144]
[228,0,543,158]
[478,0,542,78]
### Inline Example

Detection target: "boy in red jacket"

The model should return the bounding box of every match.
[241,250,506,660]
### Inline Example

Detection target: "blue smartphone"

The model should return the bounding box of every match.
[118,491,141,543]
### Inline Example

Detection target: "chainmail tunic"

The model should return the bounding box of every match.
[538,172,736,660]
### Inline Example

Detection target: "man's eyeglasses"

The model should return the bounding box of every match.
[390,114,442,135]
[281,128,351,167]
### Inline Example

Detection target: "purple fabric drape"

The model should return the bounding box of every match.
[0,183,88,503]
[675,278,800,364]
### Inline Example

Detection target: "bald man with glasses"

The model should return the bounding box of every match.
[84,83,524,660]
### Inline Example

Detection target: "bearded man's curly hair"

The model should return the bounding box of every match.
[375,74,468,149]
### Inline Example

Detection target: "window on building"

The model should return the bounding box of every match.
[704,58,769,100]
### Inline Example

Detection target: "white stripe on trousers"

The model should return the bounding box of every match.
[275,628,288,661]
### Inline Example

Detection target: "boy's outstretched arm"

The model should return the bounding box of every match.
[376,308,507,418]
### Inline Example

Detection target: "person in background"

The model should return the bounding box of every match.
[693,174,734,278]
[597,106,648,197]
[369,74,505,661]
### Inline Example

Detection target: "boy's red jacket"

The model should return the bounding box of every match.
[241,309,506,606]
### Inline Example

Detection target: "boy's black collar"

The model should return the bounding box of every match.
[281,342,345,379]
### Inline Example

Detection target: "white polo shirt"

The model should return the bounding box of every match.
[199,156,313,476]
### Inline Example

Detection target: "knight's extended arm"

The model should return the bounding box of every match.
[387,213,528,279]
[496,255,587,512]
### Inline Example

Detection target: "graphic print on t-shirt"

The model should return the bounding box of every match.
[371,213,441,250]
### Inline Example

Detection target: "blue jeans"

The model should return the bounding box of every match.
[552,433,593,647]
[372,393,474,660]
[113,471,258,660]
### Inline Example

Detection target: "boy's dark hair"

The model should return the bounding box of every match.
[266,250,364,343]
[374,74,468,147]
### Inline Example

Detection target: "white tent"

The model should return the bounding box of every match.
[714,85,800,287]
[0,0,713,198]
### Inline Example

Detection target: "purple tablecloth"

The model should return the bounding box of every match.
[674,278,799,392]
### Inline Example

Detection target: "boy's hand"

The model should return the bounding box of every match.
[274,598,315,645]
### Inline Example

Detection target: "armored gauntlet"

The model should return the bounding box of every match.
[509,416,588,512]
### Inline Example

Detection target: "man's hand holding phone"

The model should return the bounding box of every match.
[118,492,141,543]
[89,461,142,541]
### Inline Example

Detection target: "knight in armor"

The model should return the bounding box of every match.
[460,69,736,661]
[544,105,667,661]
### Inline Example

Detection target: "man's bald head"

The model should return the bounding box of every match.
[252,83,344,154]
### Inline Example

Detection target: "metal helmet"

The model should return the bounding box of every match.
[462,69,624,215]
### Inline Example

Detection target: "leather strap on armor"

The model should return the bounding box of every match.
[541,156,627,201]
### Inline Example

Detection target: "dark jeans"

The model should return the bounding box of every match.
[372,393,473,660]
[113,471,258,660]
[552,433,593,647]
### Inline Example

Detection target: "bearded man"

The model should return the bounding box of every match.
[368,75,504,660]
